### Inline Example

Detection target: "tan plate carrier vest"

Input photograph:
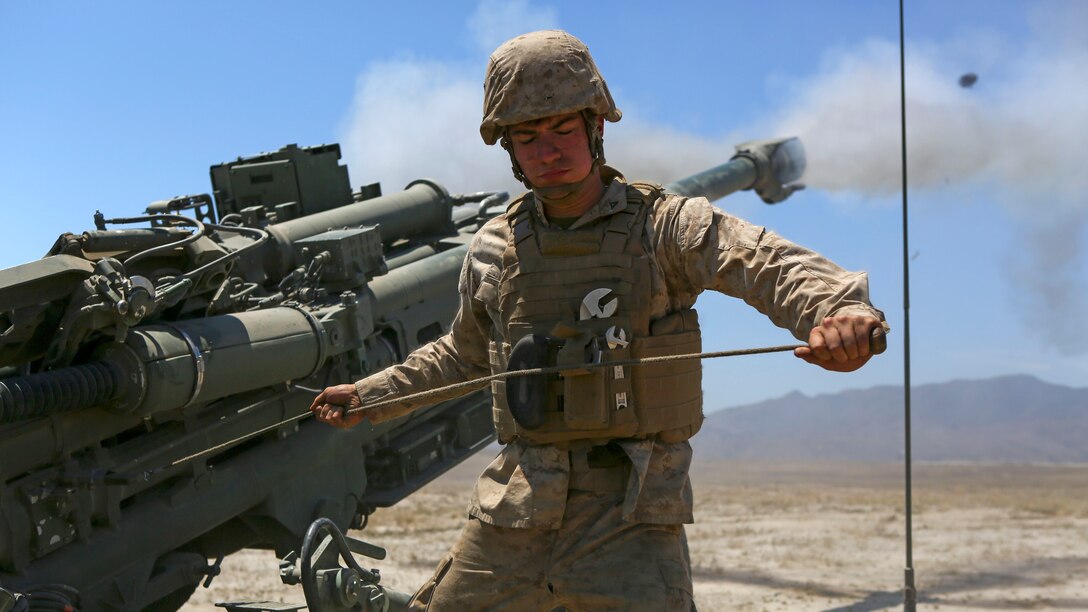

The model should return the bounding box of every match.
[488,183,704,445]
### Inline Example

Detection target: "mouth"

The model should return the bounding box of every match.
[536,168,569,180]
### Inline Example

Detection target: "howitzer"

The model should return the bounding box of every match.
[0,137,804,611]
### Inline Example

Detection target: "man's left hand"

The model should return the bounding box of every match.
[310,383,367,429]
[794,314,884,372]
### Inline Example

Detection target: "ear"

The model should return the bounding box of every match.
[596,115,605,136]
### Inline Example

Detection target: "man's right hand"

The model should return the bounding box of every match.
[309,384,367,429]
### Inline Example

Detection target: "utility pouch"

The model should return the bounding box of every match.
[557,333,608,430]
[632,310,704,438]
[489,340,516,440]
[562,369,608,429]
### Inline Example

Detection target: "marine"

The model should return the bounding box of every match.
[312,29,885,610]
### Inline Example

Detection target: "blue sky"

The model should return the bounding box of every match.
[2,1,1085,408]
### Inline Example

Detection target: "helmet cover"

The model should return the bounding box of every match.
[481,29,621,145]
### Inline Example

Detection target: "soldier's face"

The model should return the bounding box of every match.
[509,113,596,188]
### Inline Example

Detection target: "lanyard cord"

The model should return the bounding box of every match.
[338,343,810,417]
[165,342,806,469]
[165,323,886,471]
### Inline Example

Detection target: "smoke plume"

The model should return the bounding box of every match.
[771,6,1088,353]
[338,1,1087,352]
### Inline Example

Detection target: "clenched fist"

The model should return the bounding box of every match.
[309,384,367,429]
[794,314,885,373]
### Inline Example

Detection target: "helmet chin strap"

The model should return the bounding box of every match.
[500,135,533,189]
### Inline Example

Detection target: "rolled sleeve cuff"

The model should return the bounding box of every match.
[826,304,889,333]
[354,370,415,424]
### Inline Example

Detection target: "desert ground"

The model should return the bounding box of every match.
[185,454,1088,611]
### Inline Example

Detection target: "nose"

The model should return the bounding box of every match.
[529,135,562,164]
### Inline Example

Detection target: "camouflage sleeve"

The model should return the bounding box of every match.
[353,236,494,422]
[654,195,885,341]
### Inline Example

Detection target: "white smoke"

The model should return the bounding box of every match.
[772,38,1088,207]
[606,119,738,187]
[770,6,1088,353]
[339,0,560,196]
[338,58,513,195]
[466,0,559,54]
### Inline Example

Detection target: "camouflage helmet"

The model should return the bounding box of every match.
[480,30,622,146]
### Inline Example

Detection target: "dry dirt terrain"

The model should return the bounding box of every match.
[186,455,1088,611]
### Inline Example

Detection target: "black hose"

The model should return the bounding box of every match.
[175,223,268,282]
[103,214,206,269]
[0,361,125,423]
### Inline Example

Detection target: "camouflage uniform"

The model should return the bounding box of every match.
[353,168,883,609]
[346,28,884,611]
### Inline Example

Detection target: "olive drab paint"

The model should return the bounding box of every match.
[0,144,497,609]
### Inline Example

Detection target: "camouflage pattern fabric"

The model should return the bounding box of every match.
[354,170,882,528]
[465,438,694,530]
[480,30,621,145]
[355,167,883,606]
[408,489,693,611]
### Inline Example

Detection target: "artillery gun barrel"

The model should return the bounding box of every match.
[666,137,806,204]
[666,156,759,201]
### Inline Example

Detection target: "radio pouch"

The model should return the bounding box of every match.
[505,333,561,430]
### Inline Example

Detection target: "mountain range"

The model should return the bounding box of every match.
[692,375,1088,462]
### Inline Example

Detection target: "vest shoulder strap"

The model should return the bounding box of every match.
[506,190,535,215]
[503,193,543,267]
[627,180,666,203]
[504,193,536,244]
